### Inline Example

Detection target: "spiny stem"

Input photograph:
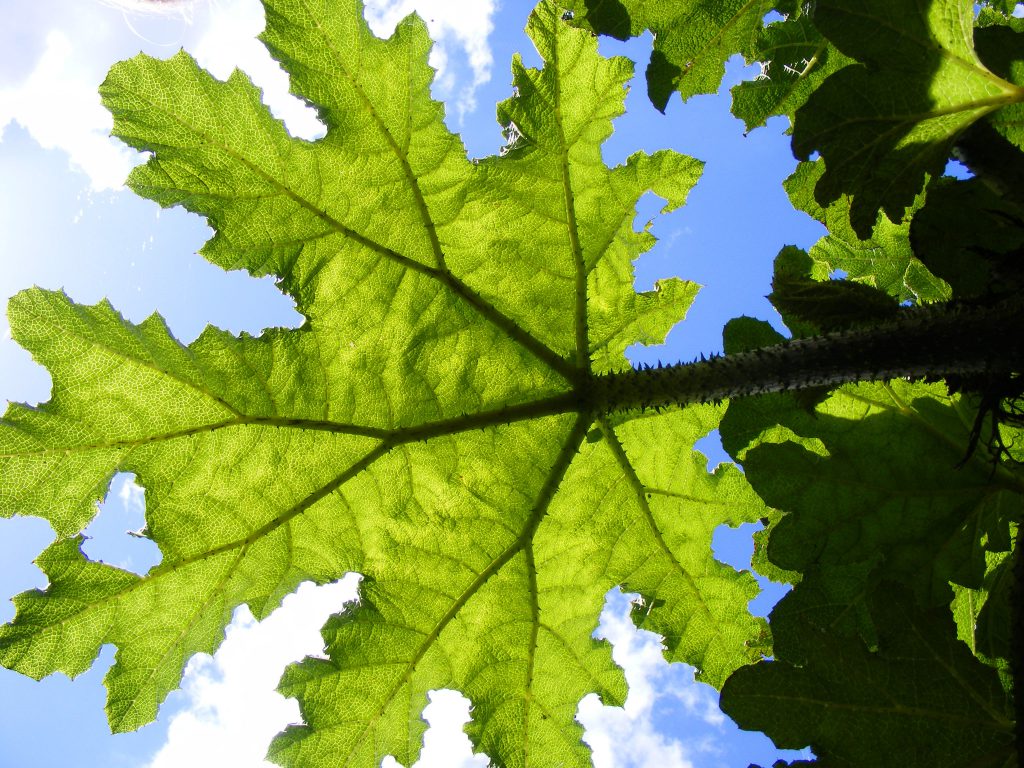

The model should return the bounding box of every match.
[591,298,1024,413]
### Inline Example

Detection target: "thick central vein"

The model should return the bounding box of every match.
[151,397,582,570]
[2,392,579,459]
[548,27,590,375]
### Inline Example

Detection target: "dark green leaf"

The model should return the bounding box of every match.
[769,246,901,334]
[910,177,1024,300]
[791,0,1024,236]
[720,585,1016,767]
[723,380,1024,604]
[784,160,949,303]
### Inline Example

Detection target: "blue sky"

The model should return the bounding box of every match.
[0,1,824,765]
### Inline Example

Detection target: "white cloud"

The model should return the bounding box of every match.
[0,0,497,194]
[118,474,147,515]
[0,29,136,190]
[381,690,489,768]
[191,0,497,137]
[146,577,361,768]
[148,584,730,768]
[578,593,724,768]
[191,0,326,140]
[146,577,488,768]
[363,0,496,117]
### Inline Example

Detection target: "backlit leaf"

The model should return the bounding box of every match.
[0,3,770,765]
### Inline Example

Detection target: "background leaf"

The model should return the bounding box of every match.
[730,11,853,132]
[791,0,1024,237]
[783,160,949,304]
[566,0,774,110]
[720,585,1016,767]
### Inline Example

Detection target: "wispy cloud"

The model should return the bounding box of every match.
[145,577,360,768]
[579,593,723,768]
[363,0,496,118]
[0,30,135,190]
[118,474,147,515]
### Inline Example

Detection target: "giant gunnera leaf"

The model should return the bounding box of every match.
[565,0,774,111]
[791,0,1024,237]
[720,584,1016,767]
[0,3,773,766]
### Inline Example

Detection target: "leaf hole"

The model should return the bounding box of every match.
[711,521,790,617]
[693,428,729,471]
[0,516,53,622]
[381,689,488,767]
[80,473,160,575]
[943,158,974,180]
[580,588,802,765]
[146,577,360,763]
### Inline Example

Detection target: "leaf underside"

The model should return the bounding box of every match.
[566,0,774,110]
[719,316,1023,766]
[790,0,1024,237]
[572,0,1024,238]
[0,3,772,766]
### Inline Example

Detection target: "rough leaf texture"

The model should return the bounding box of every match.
[730,6,854,132]
[791,0,1024,236]
[0,3,771,766]
[718,318,1023,765]
[565,0,774,110]
[720,585,1016,767]
[783,160,950,304]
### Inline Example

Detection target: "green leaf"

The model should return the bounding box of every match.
[270,404,771,766]
[980,0,1020,15]
[784,159,950,303]
[722,379,1024,605]
[768,246,901,334]
[0,2,771,765]
[790,0,1024,237]
[720,585,1017,767]
[565,0,774,110]
[730,12,854,132]
[909,176,1024,300]
[951,540,1016,677]
[749,507,801,587]
[973,548,1015,665]
[974,13,1024,151]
